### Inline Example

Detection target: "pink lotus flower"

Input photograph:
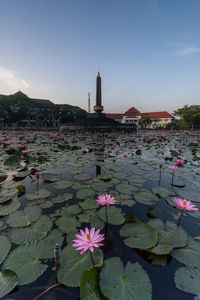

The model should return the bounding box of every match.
[96,194,116,206]
[168,166,179,171]
[124,154,127,158]
[138,145,143,149]
[173,197,198,211]
[72,227,104,255]
[176,159,184,167]
[35,172,40,179]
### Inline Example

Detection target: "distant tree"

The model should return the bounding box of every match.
[139,115,152,129]
[173,105,200,130]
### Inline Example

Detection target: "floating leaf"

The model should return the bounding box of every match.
[115,183,135,194]
[10,215,52,244]
[57,246,103,287]
[149,232,173,255]
[55,214,80,233]
[52,193,73,203]
[79,199,97,210]
[90,215,105,230]
[42,171,60,182]
[4,155,21,167]
[3,243,48,285]
[175,267,200,298]
[74,173,92,181]
[54,180,72,189]
[134,191,159,205]
[152,186,172,198]
[100,257,152,300]
[120,223,158,249]
[80,266,103,300]
[0,270,18,298]
[76,189,96,200]
[7,206,42,227]
[98,206,125,225]
[0,236,11,264]
[0,198,20,216]
[26,189,51,200]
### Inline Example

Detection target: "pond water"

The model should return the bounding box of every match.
[0,130,200,300]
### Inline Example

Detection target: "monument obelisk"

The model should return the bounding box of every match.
[94,72,104,116]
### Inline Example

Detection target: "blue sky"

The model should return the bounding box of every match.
[0,0,200,113]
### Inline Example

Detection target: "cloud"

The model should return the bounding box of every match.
[177,47,200,56]
[0,67,29,94]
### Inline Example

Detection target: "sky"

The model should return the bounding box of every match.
[0,0,200,114]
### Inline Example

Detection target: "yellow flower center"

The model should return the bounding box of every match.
[86,234,90,241]
[182,200,186,206]
[105,196,108,201]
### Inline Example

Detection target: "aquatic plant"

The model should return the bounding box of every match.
[96,194,116,223]
[173,197,198,226]
[72,227,104,265]
[168,165,179,185]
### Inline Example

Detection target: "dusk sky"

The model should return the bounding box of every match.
[0,0,200,114]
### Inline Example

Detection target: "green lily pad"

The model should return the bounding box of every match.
[90,215,105,230]
[79,198,98,210]
[55,214,80,233]
[0,198,20,216]
[54,180,72,189]
[0,236,11,264]
[52,193,73,203]
[134,191,159,205]
[4,155,21,167]
[62,204,81,215]
[74,173,92,181]
[99,257,152,300]
[175,266,200,298]
[78,210,96,223]
[152,186,172,198]
[3,243,48,285]
[149,232,173,255]
[115,183,135,194]
[7,206,42,227]
[42,171,60,182]
[10,215,52,244]
[120,223,158,249]
[57,246,103,287]
[172,236,200,267]
[0,270,18,298]
[80,266,103,300]
[76,188,96,200]
[26,189,51,200]
[98,206,125,225]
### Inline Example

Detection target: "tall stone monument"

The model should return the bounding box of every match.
[94,72,104,116]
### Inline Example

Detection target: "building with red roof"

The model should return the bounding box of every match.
[106,108,173,128]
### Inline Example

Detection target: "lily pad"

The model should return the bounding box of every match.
[4,155,21,167]
[74,173,92,181]
[57,246,103,287]
[26,189,51,200]
[120,223,158,249]
[0,270,18,298]
[172,236,200,267]
[10,215,52,244]
[3,243,48,285]
[7,206,42,227]
[55,214,80,233]
[115,183,135,194]
[175,266,200,298]
[99,257,152,300]
[80,266,103,300]
[134,191,159,205]
[54,180,72,189]
[76,188,96,200]
[98,206,125,225]
[0,198,20,216]
[0,236,11,264]
[52,193,73,203]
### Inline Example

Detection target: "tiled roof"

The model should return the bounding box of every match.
[124,107,141,117]
[141,111,173,118]
[106,113,124,119]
